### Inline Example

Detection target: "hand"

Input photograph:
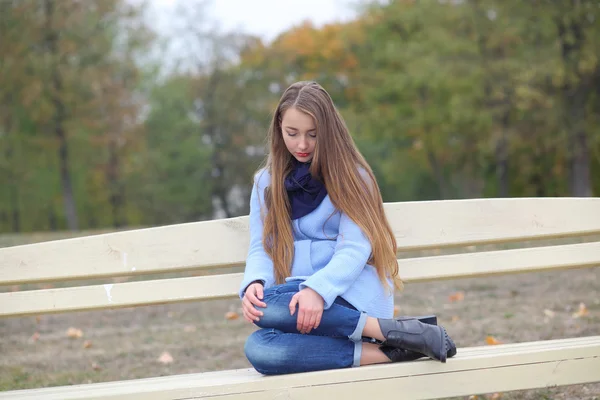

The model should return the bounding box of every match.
[289,287,324,334]
[242,282,266,323]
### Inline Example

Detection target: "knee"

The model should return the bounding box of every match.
[244,329,289,375]
[252,295,291,329]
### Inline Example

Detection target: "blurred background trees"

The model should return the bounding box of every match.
[1,0,598,233]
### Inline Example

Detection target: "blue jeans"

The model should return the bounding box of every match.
[244,281,368,375]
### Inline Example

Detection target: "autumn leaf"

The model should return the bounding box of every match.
[448,292,465,302]
[572,303,588,318]
[83,340,93,349]
[158,351,174,364]
[468,396,479,400]
[225,311,240,320]
[451,315,460,323]
[486,336,502,345]
[66,327,83,339]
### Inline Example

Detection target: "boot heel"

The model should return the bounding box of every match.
[416,315,437,325]
[396,315,438,325]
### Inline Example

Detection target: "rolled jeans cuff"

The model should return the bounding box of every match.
[349,311,368,367]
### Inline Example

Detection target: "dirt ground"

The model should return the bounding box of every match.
[1,238,599,399]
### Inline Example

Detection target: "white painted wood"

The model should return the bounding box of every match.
[1,336,599,400]
[0,216,251,285]
[2,198,599,286]
[398,240,600,282]
[389,197,600,250]
[3,241,599,317]
[0,273,243,317]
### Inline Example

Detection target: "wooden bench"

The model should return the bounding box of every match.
[1,197,600,399]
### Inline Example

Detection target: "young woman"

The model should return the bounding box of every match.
[239,81,456,375]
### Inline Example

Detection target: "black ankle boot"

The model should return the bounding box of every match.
[378,317,454,363]
[400,315,437,326]
[377,315,438,363]
[379,315,455,362]
[379,346,427,363]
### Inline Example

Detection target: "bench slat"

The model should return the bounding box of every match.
[1,198,599,286]
[400,240,600,282]
[2,242,598,317]
[1,336,599,399]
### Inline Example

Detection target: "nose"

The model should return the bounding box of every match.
[298,136,308,151]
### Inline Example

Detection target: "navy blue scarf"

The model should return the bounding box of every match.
[284,160,328,220]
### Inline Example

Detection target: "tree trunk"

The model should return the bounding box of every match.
[108,140,125,228]
[427,150,449,199]
[45,0,79,230]
[558,7,592,197]
[3,118,21,232]
[495,113,510,197]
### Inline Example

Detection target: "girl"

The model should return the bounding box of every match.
[239,81,456,375]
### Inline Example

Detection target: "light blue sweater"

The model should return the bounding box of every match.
[239,169,394,319]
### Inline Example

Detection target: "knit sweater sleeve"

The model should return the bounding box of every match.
[299,210,372,309]
[238,170,276,299]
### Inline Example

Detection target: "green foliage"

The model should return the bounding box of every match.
[1,0,598,233]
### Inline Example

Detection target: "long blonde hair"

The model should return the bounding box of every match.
[261,81,402,290]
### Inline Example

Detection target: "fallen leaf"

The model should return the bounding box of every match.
[83,340,93,349]
[30,332,40,343]
[225,311,239,320]
[35,316,42,324]
[468,396,479,400]
[486,336,502,345]
[158,351,174,364]
[490,393,503,399]
[66,327,83,339]
[572,302,588,318]
[91,362,102,371]
[451,315,460,323]
[393,306,401,317]
[543,309,555,318]
[448,291,465,303]
[183,325,196,333]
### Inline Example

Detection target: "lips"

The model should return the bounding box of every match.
[296,152,310,157]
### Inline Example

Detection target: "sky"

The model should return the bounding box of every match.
[148,0,359,43]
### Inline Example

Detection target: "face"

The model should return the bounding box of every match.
[281,107,317,163]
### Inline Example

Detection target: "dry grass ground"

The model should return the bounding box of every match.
[1,232,599,399]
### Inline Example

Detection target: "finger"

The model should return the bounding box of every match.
[246,292,265,314]
[314,311,322,329]
[242,309,253,323]
[296,307,304,333]
[256,285,264,301]
[242,305,256,323]
[307,313,317,333]
[249,287,267,308]
[289,294,299,316]
[243,297,262,319]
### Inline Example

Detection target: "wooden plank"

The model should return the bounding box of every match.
[1,198,599,286]
[3,242,599,317]
[0,273,243,317]
[398,240,600,282]
[0,216,250,285]
[1,336,599,400]
[389,197,600,251]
